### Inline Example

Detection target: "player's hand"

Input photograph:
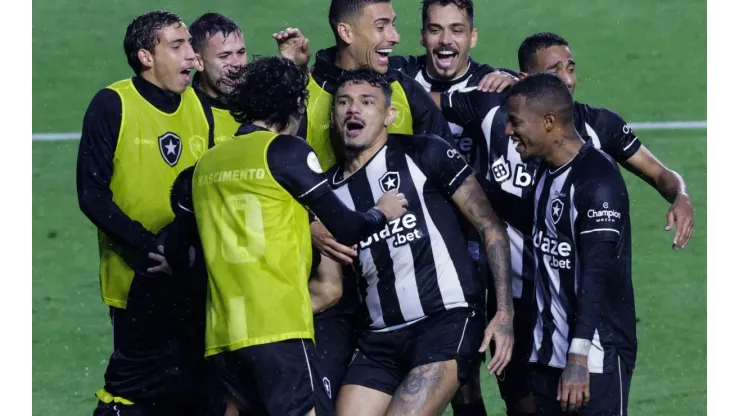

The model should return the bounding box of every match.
[273,27,311,68]
[558,353,590,413]
[147,245,172,275]
[311,220,357,265]
[477,71,519,93]
[376,189,408,221]
[479,310,514,376]
[665,192,694,249]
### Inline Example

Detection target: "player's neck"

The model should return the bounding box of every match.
[335,45,363,71]
[140,71,170,94]
[252,120,295,136]
[198,80,220,100]
[545,128,585,168]
[344,134,389,175]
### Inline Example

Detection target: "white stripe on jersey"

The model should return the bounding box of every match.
[531,172,548,360]
[585,122,601,149]
[480,106,501,183]
[366,149,425,325]
[333,185,386,329]
[407,156,468,310]
[581,228,621,235]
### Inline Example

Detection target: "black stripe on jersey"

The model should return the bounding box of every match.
[385,147,446,315]
[534,172,558,366]
[346,170,406,327]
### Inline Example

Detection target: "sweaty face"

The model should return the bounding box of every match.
[200,31,247,96]
[151,23,197,94]
[333,82,395,152]
[505,95,549,160]
[421,5,477,80]
[532,45,577,94]
[345,3,400,73]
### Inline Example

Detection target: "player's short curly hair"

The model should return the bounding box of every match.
[124,10,183,74]
[223,56,309,132]
[335,67,393,108]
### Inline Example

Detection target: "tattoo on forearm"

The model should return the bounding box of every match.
[455,176,514,313]
[390,363,446,416]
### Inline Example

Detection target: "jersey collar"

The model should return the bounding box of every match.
[132,75,181,113]
[192,72,230,110]
[235,123,268,137]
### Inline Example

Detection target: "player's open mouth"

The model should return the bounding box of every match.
[179,69,192,83]
[434,49,458,70]
[345,119,365,138]
[511,137,525,153]
[375,48,393,65]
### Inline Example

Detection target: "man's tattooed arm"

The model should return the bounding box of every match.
[451,174,513,314]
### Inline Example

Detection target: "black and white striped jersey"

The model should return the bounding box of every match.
[389,55,512,172]
[327,134,484,331]
[440,87,645,300]
[529,144,636,373]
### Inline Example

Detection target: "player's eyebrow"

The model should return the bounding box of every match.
[568,59,577,67]
[375,15,395,25]
[169,38,187,46]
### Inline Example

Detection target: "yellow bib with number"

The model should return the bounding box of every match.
[100,79,209,308]
[192,130,314,356]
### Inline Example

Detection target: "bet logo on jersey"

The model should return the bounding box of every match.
[379,171,401,193]
[550,198,565,224]
[158,132,182,167]
[491,156,511,183]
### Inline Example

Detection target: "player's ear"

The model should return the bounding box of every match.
[544,112,555,132]
[419,28,425,48]
[384,105,397,128]
[194,53,205,72]
[337,23,353,45]
[470,27,478,49]
[138,48,154,70]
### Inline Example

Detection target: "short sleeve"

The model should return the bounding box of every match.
[266,135,332,204]
[575,175,628,245]
[418,135,474,196]
[581,105,642,163]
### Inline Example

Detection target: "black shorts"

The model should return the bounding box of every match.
[314,310,360,401]
[211,339,334,416]
[101,269,219,412]
[529,359,633,416]
[343,307,485,396]
[488,278,536,407]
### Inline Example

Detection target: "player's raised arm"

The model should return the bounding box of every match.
[418,135,514,375]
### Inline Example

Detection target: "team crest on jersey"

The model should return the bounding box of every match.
[550,198,565,225]
[491,155,511,183]
[379,171,401,192]
[189,135,206,159]
[158,132,182,167]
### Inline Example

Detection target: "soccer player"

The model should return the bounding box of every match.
[274,1,455,400]
[191,56,409,416]
[327,68,514,416]
[275,0,452,173]
[190,12,248,145]
[76,10,218,415]
[506,73,637,415]
[390,0,517,169]
[517,32,693,249]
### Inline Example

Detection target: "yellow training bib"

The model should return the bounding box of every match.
[192,129,314,356]
[99,79,210,308]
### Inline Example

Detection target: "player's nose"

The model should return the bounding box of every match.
[504,122,514,137]
[387,27,400,45]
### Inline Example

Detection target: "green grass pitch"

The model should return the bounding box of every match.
[32,0,706,415]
